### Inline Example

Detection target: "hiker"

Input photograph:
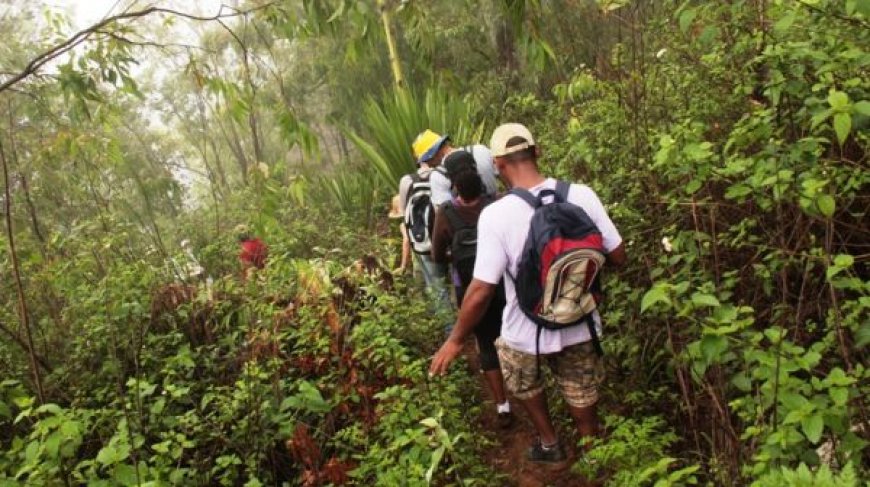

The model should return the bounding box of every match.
[412,129,499,206]
[429,123,627,463]
[389,194,411,274]
[398,135,453,318]
[237,225,268,276]
[430,153,512,428]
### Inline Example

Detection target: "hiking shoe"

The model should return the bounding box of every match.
[526,439,567,464]
[496,411,514,429]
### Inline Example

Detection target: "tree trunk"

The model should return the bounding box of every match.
[378,0,405,89]
[1,137,45,404]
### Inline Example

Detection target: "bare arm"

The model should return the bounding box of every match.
[606,242,627,268]
[398,223,411,272]
[430,210,449,264]
[429,279,496,375]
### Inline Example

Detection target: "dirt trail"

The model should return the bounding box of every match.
[462,340,596,487]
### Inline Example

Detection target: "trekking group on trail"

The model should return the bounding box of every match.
[399,124,626,464]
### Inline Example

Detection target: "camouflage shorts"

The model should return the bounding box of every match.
[495,337,605,408]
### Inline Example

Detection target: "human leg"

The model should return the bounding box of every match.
[416,254,454,333]
[475,308,508,406]
[495,338,559,446]
[552,341,605,448]
[568,403,600,449]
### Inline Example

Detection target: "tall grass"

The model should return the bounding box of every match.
[346,88,484,190]
[313,170,381,227]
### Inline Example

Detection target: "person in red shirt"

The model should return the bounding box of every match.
[237,226,268,271]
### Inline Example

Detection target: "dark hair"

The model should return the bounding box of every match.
[443,150,476,179]
[453,169,484,201]
[503,136,536,162]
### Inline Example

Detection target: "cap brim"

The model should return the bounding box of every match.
[493,142,532,158]
[417,135,449,163]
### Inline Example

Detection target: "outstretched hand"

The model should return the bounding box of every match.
[429,338,463,376]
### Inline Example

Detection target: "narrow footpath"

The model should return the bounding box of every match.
[461,340,596,487]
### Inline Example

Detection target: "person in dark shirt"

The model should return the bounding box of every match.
[431,151,512,428]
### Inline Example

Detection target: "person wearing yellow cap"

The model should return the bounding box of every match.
[398,134,454,327]
[409,129,499,207]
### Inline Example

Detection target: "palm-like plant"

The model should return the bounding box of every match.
[346,87,484,190]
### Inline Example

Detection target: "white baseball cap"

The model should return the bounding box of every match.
[490,123,536,157]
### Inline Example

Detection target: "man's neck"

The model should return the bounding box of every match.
[509,170,546,190]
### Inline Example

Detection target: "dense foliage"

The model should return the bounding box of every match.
[0,0,867,485]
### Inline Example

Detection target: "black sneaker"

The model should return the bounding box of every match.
[526,439,567,464]
[496,411,514,429]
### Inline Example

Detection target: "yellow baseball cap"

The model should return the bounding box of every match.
[412,129,449,163]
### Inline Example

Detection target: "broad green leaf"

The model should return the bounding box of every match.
[774,11,796,33]
[826,367,854,386]
[684,179,702,194]
[96,442,130,465]
[780,392,809,411]
[816,194,835,218]
[725,184,752,200]
[700,334,727,364]
[641,287,671,313]
[113,464,138,486]
[801,414,824,444]
[833,112,851,145]
[35,403,62,415]
[827,90,849,110]
[854,100,870,116]
[691,293,720,307]
[830,387,849,406]
[833,254,854,268]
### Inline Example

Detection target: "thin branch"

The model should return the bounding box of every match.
[0,3,275,94]
[1,136,45,403]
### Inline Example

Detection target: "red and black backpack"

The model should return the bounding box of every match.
[509,181,606,357]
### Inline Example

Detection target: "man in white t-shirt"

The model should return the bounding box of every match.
[429,123,626,464]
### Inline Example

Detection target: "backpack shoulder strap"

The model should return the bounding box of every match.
[509,188,540,208]
[442,202,466,231]
[555,180,571,202]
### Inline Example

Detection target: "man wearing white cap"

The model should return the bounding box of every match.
[430,123,626,464]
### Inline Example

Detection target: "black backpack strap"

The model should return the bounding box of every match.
[509,188,540,208]
[555,180,571,202]
[535,324,543,380]
[586,314,604,357]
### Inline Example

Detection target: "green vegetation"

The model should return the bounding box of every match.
[0,0,867,485]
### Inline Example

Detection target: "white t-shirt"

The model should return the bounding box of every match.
[474,178,623,354]
[429,144,499,207]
